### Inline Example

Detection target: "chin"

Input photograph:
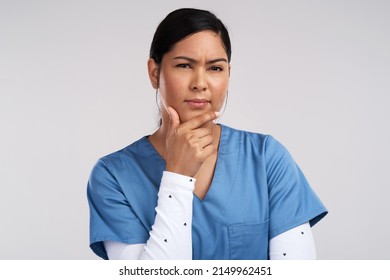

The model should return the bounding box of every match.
[180,110,206,121]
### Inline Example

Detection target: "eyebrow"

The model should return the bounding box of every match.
[172,56,228,64]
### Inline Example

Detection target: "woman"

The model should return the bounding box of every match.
[87,8,327,260]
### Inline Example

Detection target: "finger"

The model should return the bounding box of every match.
[197,134,213,148]
[191,128,212,139]
[201,144,217,159]
[182,111,220,130]
[166,106,180,136]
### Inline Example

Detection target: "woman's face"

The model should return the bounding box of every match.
[150,31,230,123]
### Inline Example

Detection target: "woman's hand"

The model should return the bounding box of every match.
[165,107,219,177]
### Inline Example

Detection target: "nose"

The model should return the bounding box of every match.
[190,69,207,92]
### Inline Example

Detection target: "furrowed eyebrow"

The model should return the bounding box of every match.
[207,58,228,64]
[173,56,228,64]
[173,56,197,63]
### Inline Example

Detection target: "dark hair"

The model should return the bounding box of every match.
[150,8,232,65]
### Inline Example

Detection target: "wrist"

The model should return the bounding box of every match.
[165,164,194,177]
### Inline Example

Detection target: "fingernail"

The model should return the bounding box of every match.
[215,111,220,117]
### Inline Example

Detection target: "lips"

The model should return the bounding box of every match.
[184,99,210,108]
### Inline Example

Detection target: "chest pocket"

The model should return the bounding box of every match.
[228,220,269,260]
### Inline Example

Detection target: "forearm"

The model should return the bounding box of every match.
[269,222,316,260]
[104,171,195,260]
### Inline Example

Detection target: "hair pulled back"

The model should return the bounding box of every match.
[149,8,231,65]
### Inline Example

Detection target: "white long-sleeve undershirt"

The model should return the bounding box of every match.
[104,171,316,260]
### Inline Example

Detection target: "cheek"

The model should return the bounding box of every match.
[210,72,229,89]
[210,77,229,102]
[159,73,185,103]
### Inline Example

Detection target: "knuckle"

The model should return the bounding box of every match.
[186,133,194,141]
[176,126,185,135]
[205,113,214,122]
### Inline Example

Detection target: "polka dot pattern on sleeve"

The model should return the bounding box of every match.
[269,222,316,260]
[140,171,196,260]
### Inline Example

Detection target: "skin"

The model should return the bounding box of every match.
[147,31,230,199]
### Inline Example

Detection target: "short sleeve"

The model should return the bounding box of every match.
[87,159,149,259]
[265,136,328,239]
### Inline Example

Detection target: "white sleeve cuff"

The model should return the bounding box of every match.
[161,171,196,192]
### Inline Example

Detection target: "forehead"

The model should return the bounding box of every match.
[167,31,228,59]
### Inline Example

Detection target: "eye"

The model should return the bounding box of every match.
[176,63,192,69]
[209,66,223,72]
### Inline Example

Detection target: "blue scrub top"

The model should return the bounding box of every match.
[87,124,327,260]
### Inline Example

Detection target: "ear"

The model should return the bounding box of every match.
[228,64,231,77]
[147,58,159,89]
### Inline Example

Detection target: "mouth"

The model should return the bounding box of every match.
[184,98,210,108]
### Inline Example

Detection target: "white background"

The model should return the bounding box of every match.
[1,0,389,259]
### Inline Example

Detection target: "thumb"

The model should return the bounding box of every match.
[166,106,180,135]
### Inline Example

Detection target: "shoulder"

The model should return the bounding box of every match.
[219,124,284,152]
[219,124,295,172]
[87,137,152,196]
[97,137,148,166]
[89,137,149,179]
